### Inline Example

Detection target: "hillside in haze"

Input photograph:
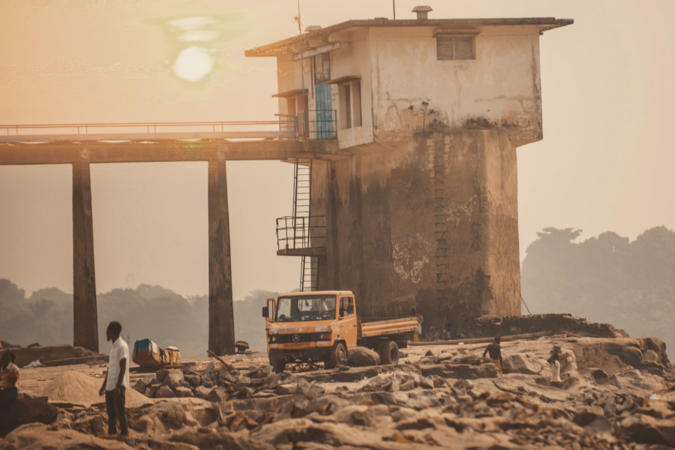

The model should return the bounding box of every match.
[3,225,674,359]
[522,226,675,352]
[0,281,276,357]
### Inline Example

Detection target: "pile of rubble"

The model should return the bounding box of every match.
[3,335,675,449]
[132,347,487,404]
[133,363,294,402]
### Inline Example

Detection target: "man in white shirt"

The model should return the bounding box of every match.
[98,321,130,436]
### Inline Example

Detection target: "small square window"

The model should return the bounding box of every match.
[437,35,475,60]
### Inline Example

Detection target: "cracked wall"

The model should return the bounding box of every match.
[314,129,521,336]
[367,25,543,146]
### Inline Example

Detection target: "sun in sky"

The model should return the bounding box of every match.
[169,16,219,82]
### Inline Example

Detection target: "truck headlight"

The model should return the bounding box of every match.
[268,336,277,343]
[318,333,331,341]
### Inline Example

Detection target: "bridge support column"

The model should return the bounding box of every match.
[72,162,99,352]
[208,158,235,356]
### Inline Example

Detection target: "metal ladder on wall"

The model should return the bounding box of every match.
[300,256,319,292]
[292,158,318,292]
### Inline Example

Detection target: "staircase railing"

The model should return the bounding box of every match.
[275,215,326,250]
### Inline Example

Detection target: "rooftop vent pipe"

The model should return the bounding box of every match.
[412,6,432,20]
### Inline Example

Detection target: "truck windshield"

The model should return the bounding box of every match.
[276,295,336,322]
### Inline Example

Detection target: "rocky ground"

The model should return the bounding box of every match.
[2,330,675,449]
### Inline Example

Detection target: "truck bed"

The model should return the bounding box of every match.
[358,317,419,339]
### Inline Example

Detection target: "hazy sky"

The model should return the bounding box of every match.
[1,0,674,299]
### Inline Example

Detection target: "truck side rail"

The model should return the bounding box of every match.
[360,317,419,339]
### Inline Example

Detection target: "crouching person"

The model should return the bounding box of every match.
[99,321,130,436]
[483,337,504,377]
[0,350,19,409]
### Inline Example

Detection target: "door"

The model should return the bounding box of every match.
[315,84,332,139]
[339,296,357,349]
[314,53,333,139]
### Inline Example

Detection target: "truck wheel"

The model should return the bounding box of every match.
[379,341,399,365]
[272,359,286,373]
[325,342,347,369]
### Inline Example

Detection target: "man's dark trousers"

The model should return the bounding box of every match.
[105,387,128,435]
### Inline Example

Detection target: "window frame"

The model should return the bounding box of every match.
[313,53,331,84]
[436,34,476,61]
[338,80,363,131]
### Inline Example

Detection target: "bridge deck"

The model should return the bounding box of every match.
[0,138,340,165]
[0,119,343,164]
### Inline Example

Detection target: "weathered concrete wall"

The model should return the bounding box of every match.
[277,25,544,149]
[369,26,543,146]
[315,129,521,335]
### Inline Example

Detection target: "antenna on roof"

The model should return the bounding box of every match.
[294,0,302,35]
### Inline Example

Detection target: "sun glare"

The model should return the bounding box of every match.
[172,46,214,82]
[168,16,218,82]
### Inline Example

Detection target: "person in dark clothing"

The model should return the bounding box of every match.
[99,321,129,436]
[0,350,19,408]
[483,337,504,377]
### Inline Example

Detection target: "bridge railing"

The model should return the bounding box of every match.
[0,110,337,143]
[0,118,301,142]
[298,110,337,140]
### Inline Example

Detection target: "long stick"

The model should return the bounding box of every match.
[207,349,234,370]
[408,330,553,346]
[521,294,533,315]
[40,355,108,367]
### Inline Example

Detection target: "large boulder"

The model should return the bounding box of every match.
[194,386,213,399]
[175,387,194,398]
[161,370,185,389]
[502,354,543,375]
[348,348,380,367]
[155,385,176,398]
[618,347,643,367]
[0,423,139,449]
[0,395,58,436]
[184,374,200,388]
[207,388,227,403]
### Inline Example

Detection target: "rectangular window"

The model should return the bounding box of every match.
[313,53,331,83]
[340,297,354,317]
[344,84,352,129]
[437,35,475,60]
[354,81,362,127]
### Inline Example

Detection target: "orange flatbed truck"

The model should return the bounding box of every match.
[262,290,419,372]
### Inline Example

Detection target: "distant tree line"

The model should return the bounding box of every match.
[0,280,276,357]
[522,226,675,353]
[3,225,673,359]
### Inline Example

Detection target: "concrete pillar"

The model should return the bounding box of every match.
[321,161,340,290]
[208,158,235,356]
[72,161,99,352]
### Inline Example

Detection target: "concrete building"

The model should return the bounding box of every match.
[247,8,572,335]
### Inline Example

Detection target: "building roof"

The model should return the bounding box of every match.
[245,17,573,57]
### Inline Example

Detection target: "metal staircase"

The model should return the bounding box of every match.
[292,158,312,228]
[292,158,318,292]
[300,256,319,292]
